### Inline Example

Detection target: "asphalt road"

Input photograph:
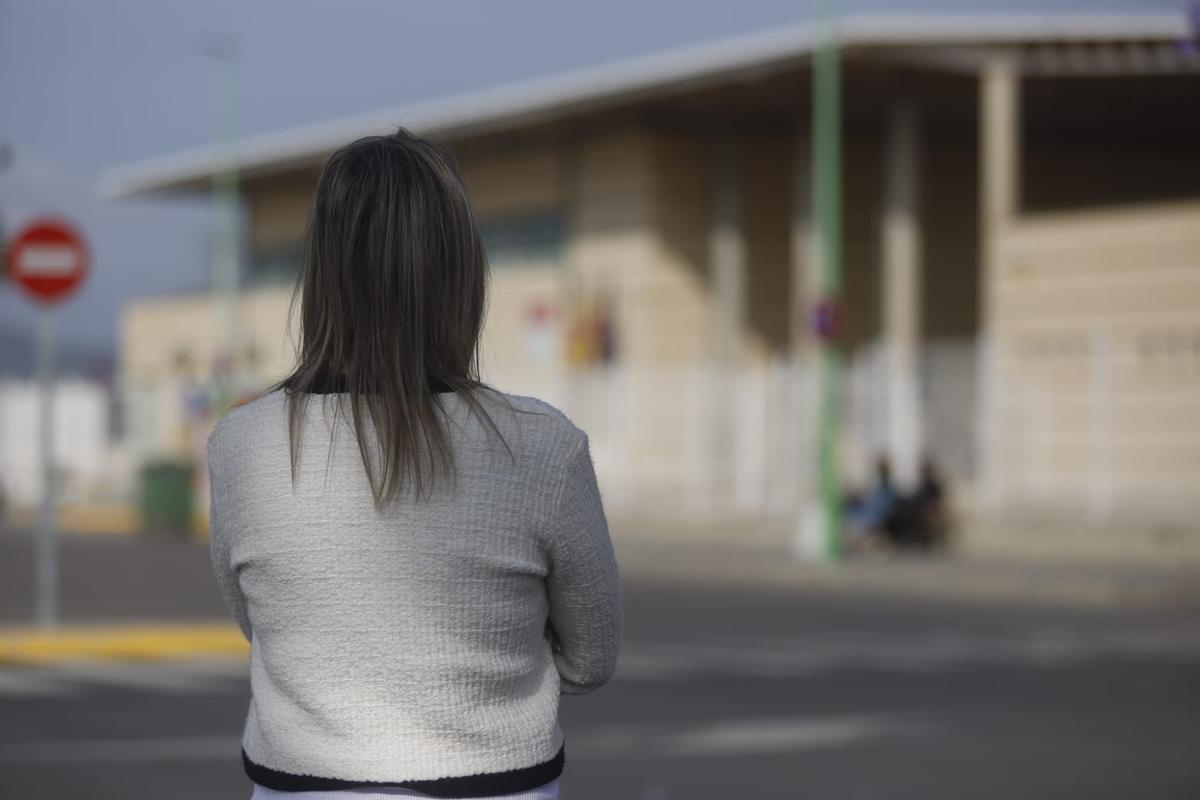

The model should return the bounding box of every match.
[3,590,1199,797]
[2,531,1199,798]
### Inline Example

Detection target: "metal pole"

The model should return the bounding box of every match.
[0,142,11,281]
[35,306,59,628]
[203,35,241,415]
[811,0,843,563]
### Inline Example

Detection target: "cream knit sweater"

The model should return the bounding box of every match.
[206,387,622,796]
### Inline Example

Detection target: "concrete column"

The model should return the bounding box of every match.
[789,126,813,513]
[708,133,746,505]
[789,129,812,361]
[977,55,1020,510]
[980,59,1020,233]
[710,135,745,366]
[881,101,923,487]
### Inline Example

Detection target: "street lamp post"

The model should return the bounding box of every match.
[0,142,12,277]
[200,35,242,414]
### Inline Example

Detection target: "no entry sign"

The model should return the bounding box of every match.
[5,218,89,305]
[4,216,92,627]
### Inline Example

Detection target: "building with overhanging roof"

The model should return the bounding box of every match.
[105,12,1200,559]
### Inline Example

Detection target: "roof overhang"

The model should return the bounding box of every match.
[99,12,1193,198]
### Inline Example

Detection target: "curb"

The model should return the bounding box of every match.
[5,505,141,536]
[613,539,1200,611]
[0,622,249,665]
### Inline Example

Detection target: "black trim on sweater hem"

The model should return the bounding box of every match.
[242,744,564,797]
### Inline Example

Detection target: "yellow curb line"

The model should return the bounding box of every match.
[0,623,250,665]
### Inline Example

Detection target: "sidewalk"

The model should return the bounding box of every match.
[608,512,1200,611]
[0,526,243,665]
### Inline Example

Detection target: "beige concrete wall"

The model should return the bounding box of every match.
[565,127,664,501]
[990,200,1200,524]
[650,129,819,364]
[647,129,805,508]
[840,134,884,351]
[457,139,570,399]
[922,141,980,340]
[120,288,294,388]
[475,263,567,400]
[646,129,712,365]
[742,134,795,362]
[120,287,294,458]
[649,129,914,360]
[571,128,660,357]
[458,141,564,217]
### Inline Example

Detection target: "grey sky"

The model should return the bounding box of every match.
[0,0,1189,375]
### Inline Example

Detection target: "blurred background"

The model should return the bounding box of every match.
[2,1,1199,798]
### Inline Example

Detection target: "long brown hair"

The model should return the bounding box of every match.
[268,127,513,508]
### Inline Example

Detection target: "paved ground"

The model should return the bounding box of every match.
[2,582,1199,798]
[5,522,1200,627]
[609,521,1200,611]
[0,530,229,626]
[2,529,1199,798]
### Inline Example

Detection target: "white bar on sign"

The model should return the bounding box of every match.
[19,246,79,277]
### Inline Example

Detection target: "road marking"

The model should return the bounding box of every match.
[657,716,910,758]
[0,669,80,698]
[614,627,1200,682]
[569,714,926,760]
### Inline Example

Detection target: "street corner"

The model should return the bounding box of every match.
[0,622,249,666]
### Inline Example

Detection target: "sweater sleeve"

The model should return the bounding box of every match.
[544,431,623,695]
[206,428,253,643]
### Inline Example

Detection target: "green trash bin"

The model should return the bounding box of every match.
[140,459,195,536]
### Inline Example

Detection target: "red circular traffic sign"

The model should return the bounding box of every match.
[5,218,90,305]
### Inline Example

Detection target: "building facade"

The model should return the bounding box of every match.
[108,14,1200,555]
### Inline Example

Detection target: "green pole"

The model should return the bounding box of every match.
[812,0,843,563]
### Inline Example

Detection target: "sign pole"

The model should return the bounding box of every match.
[4,216,90,628]
[35,305,59,628]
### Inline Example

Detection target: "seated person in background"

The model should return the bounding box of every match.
[909,457,949,549]
[885,456,951,550]
[843,456,898,547]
